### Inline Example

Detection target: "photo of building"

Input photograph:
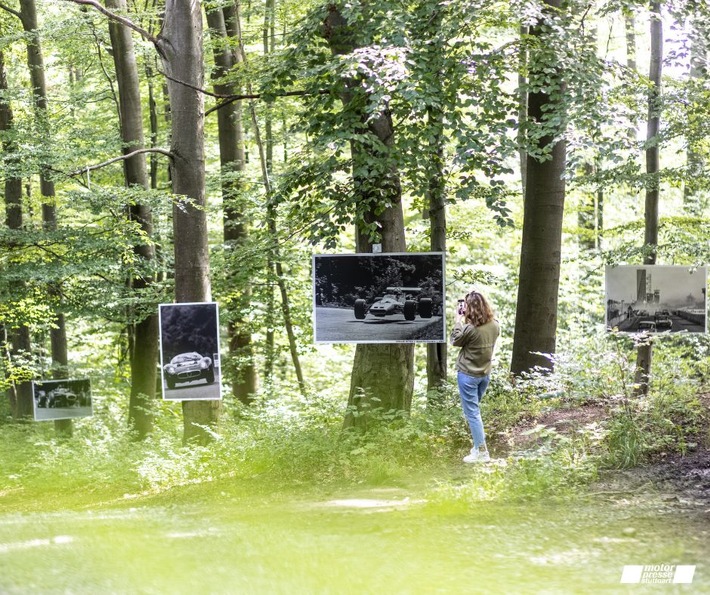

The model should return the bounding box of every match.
[606,266,707,334]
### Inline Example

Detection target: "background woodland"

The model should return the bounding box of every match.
[0,0,708,447]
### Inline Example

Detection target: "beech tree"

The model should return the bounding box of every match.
[510,0,568,376]
[159,0,221,442]
[0,49,33,420]
[0,0,73,433]
[634,0,663,397]
[204,2,257,404]
[66,0,220,442]
[322,4,414,426]
[106,0,159,438]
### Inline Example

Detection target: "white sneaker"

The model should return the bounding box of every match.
[463,448,491,464]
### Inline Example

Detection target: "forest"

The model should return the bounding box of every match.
[1,0,709,591]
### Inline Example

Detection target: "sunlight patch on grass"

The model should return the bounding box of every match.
[317,497,425,510]
[0,535,73,554]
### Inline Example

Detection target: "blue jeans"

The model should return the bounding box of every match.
[457,371,490,448]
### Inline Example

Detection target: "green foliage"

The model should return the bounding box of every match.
[0,0,709,528]
[1,321,708,516]
[603,368,706,469]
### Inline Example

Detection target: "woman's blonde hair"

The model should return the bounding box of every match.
[464,290,495,327]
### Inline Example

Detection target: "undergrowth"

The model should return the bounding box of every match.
[1,334,708,512]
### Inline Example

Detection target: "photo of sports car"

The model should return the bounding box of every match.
[163,352,215,389]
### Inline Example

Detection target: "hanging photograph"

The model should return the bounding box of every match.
[313,252,446,343]
[32,378,92,422]
[159,302,222,400]
[606,265,707,334]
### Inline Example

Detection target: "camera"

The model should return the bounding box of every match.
[457,299,465,315]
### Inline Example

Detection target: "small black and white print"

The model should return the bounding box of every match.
[606,265,707,334]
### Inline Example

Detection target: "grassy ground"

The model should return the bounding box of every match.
[2,346,708,593]
[1,464,708,594]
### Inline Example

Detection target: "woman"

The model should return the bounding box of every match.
[450,290,500,463]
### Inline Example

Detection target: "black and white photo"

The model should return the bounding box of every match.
[33,378,92,422]
[313,253,446,343]
[159,302,222,400]
[606,265,707,334]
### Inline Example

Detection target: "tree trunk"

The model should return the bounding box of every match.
[633,336,653,397]
[1,49,23,233]
[49,312,73,436]
[635,1,664,395]
[511,0,567,376]
[322,5,414,428]
[1,50,33,420]
[18,0,72,434]
[206,3,257,404]
[643,0,662,267]
[230,2,305,394]
[518,24,528,196]
[683,19,705,216]
[424,50,447,407]
[106,0,158,439]
[159,0,221,443]
[263,0,277,387]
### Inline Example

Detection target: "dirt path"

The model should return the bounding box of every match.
[505,392,710,512]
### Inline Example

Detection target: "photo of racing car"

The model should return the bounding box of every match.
[32,378,93,421]
[354,287,433,321]
[313,252,445,343]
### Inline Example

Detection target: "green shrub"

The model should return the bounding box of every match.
[602,384,704,469]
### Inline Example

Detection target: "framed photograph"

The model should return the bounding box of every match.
[159,302,223,400]
[313,252,446,343]
[606,265,707,334]
[32,378,92,422]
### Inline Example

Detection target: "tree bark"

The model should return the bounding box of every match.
[229,2,305,394]
[0,50,33,420]
[263,0,277,387]
[106,0,158,439]
[322,4,414,428]
[643,0,662,267]
[518,24,528,196]
[683,18,705,216]
[424,51,447,406]
[633,336,653,397]
[206,3,257,404]
[158,0,221,443]
[635,1,664,395]
[510,0,567,376]
[0,50,23,233]
[18,0,72,434]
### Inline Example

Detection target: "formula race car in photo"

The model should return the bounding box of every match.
[354,287,434,321]
[37,388,80,408]
[163,352,215,389]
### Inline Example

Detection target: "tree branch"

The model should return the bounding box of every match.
[68,148,173,177]
[0,1,21,20]
[62,0,158,46]
[206,89,331,116]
